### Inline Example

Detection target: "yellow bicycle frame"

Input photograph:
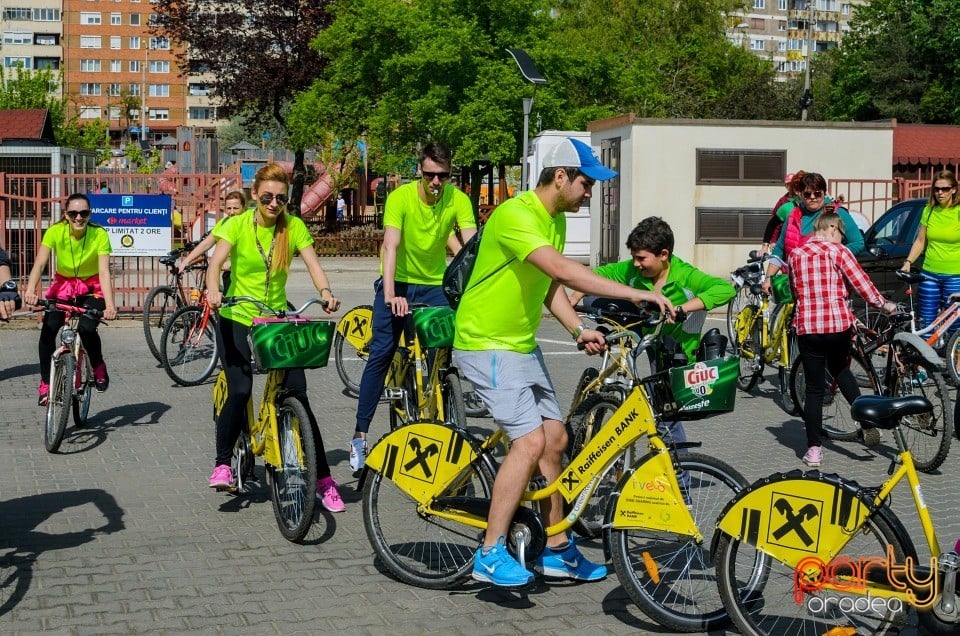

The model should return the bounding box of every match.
[365,384,701,541]
[738,297,794,368]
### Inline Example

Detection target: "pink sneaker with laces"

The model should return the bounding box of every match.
[38,381,50,407]
[208,464,234,489]
[317,476,345,512]
[802,446,822,467]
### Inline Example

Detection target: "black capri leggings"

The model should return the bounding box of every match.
[39,295,106,383]
[213,315,330,478]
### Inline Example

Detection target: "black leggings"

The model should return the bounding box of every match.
[214,315,330,478]
[798,329,861,448]
[39,296,106,383]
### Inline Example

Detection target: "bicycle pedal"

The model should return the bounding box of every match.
[383,387,405,401]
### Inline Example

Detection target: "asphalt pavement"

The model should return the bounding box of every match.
[0,256,957,634]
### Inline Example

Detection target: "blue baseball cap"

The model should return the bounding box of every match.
[542,138,618,182]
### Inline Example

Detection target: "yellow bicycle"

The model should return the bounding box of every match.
[212,296,334,542]
[362,309,752,633]
[713,394,960,635]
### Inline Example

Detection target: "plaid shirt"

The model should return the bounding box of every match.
[787,236,885,336]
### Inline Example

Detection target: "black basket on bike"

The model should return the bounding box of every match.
[249,318,336,370]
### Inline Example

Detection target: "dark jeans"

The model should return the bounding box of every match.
[798,329,859,448]
[354,279,449,434]
[213,315,330,477]
[39,295,106,383]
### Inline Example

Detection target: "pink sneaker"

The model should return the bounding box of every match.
[208,464,234,489]
[317,476,345,512]
[38,381,50,407]
[802,446,822,467]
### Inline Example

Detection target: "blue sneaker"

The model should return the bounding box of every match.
[472,538,534,588]
[538,541,607,581]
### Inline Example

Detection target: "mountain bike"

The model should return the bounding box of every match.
[211,296,333,542]
[789,311,951,473]
[714,393,960,636]
[333,303,475,424]
[27,299,104,452]
[361,308,756,633]
[142,242,204,362]
[733,253,799,415]
[160,289,219,386]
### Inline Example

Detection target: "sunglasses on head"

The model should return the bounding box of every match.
[933,186,954,193]
[259,192,289,206]
[66,209,91,220]
[802,190,824,199]
[422,171,450,181]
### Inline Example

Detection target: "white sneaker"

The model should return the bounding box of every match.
[349,438,368,472]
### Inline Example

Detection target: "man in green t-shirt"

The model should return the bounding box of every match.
[350,141,477,472]
[454,138,672,588]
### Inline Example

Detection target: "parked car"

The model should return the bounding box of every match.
[856,197,927,303]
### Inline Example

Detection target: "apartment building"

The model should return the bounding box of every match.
[731,0,865,79]
[0,0,219,146]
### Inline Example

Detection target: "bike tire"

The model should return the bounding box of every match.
[160,305,219,387]
[716,511,909,636]
[442,371,468,429]
[72,349,93,428]
[564,392,624,539]
[790,353,870,442]
[607,452,750,633]
[944,328,960,389]
[142,285,180,363]
[363,451,496,589]
[726,284,751,347]
[266,396,318,542]
[890,342,952,473]
[45,354,74,453]
[333,316,370,396]
[735,305,764,392]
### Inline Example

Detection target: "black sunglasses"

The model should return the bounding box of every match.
[802,190,824,199]
[66,209,91,219]
[259,192,289,206]
[933,186,954,193]
[422,171,450,181]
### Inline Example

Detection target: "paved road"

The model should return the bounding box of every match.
[1,257,957,634]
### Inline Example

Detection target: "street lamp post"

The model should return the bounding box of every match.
[506,48,547,192]
[800,1,815,121]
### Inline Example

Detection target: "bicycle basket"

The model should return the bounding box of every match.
[249,318,336,370]
[770,273,794,304]
[411,306,456,348]
[667,355,739,419]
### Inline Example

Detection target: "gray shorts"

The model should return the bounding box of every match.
[453,348,562,441]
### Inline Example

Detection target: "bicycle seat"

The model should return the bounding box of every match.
[850,395,933,430]
[896,270,923,285]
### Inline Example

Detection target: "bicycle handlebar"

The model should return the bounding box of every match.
[11,298,105,321]
[221,295,328,317]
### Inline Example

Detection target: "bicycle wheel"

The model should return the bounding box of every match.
[333,325,369,396]
[388,363,419,430]
[716,512,909,636]
[442,370,468,429]
[363,453,496,589]
[736,305,764,392]
[72,349,93,428]
[143,285,180,363]
[564,392,624,539]
[944,328,960,388]
[266,396,318,542]
[726,284,751,347]
[608,453,750,633]
[45,354,74,453]
[790,353,871,442]
[161,305,219,387]
[890,342,951,473]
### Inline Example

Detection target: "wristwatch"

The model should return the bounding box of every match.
[0,280,17,292]
[571,323,586,340]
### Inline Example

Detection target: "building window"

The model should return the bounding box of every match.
[80,83,102,96]
[842,3,850,14]
[34,8,62,21]
[148,84,170,97]
[3,32,31,45]
[4,57,31,69]
[111,12,121,25]
[696,149,786,185]
[79,106,101,120]
[80,12,102,25]
[130,60,141,73]
[778,41,787,51]
[750,39,765,51]
[149,37,170,50]
[35,58,59,70]
[130,13,141,26]
[753,0,765,8]
[2,8,30,20]
[107,83,121,97]
[149,109,170,121]
[818,0,838,10]
[779,0,788,8]
[80,36,102,49]
[188,83,210,96]
[148,13,159,26]
[129,36,141,49]
[110,36,121,49]
[128,84,141,97]
[189,106,215,120]
[35,33,59,45]
[149,60,170,73]
[80,59,102,72]
[108,107,121,120]
[778,20,787,31]
[750,18,764,30]
[111,59,121,73]
[696,208,770,243]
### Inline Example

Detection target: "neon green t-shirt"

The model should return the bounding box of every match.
[214,209,314,326]
[382,180,476,285]
[454,190,565,353]
[920,204,960,275]
[41,222,112,279]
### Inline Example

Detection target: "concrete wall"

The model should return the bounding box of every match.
[587,117,894,279]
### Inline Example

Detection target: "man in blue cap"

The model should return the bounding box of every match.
[453,138,673,588]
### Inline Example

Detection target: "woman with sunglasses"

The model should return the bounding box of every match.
[204,164,346,512]
[762,172,865,292]
[901,170,960,331]
[24,193,117,406]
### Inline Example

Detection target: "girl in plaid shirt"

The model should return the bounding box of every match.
[788,212,898,467]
